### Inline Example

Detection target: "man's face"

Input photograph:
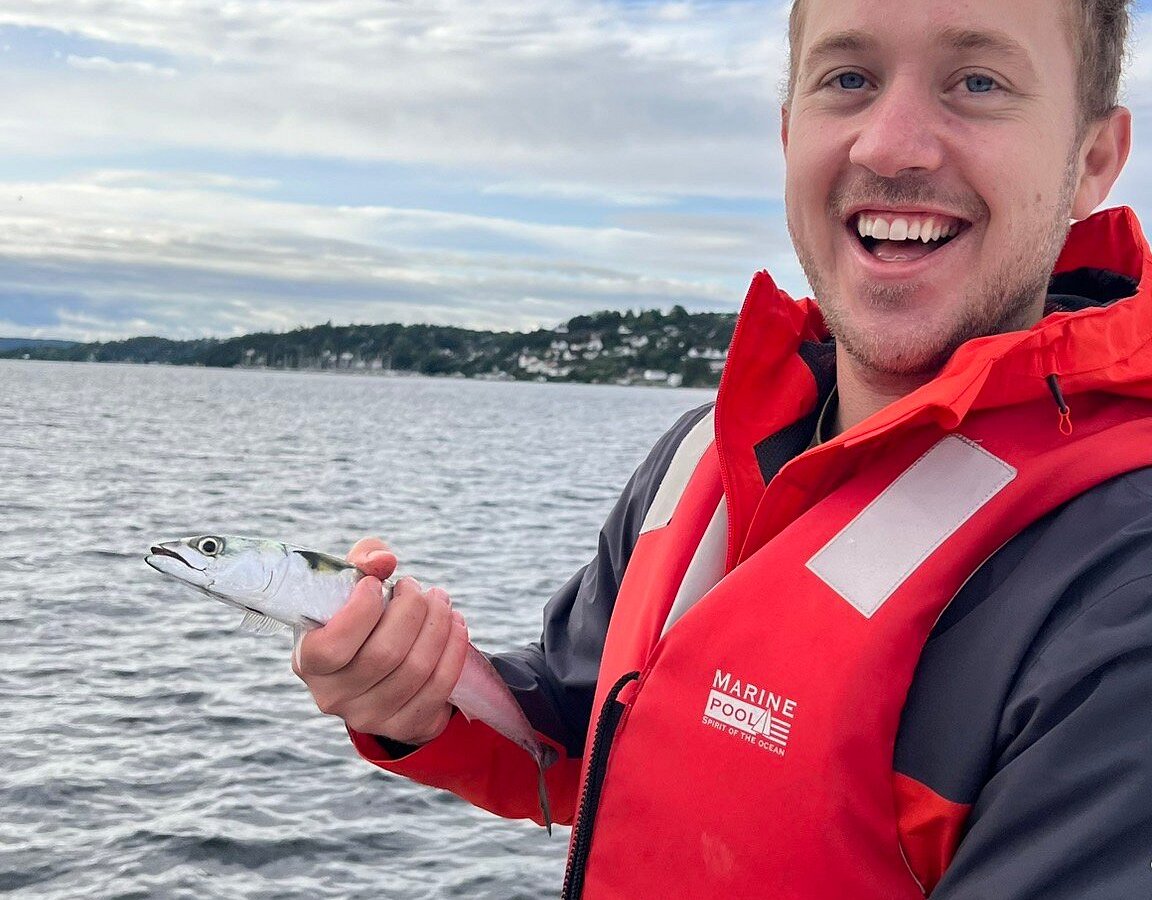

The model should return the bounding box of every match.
[783,0,1085,376]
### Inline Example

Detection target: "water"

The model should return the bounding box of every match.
[0,360,713,899]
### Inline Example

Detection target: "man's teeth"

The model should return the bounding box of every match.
[855,215,961,243]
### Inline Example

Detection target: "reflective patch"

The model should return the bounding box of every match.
[806,435,1016,618]
[640,409,716,534]
[661,499,727,636]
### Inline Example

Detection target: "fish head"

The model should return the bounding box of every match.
[146,535,288,612]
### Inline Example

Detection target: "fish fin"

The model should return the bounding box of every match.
[293,549,356,573]
[240,610,288,635]
[537,768,554,836]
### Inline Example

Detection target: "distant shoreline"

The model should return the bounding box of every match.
[0,356,718,390]
[0,307,734,389]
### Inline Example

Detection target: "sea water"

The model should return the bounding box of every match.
[0,359,713,899]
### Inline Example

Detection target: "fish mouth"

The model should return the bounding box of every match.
[146,545,205,572]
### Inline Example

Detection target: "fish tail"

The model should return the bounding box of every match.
[532,743,559,834]
[537,765,553,836]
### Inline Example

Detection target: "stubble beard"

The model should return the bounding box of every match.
[790,157,1079,378]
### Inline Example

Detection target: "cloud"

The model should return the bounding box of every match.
[66,54,177,78]
[0,169,791,342]
[1,1,1151,346]
[0,1,791,201]
[82,170,280,192]
[481,181,671,208]
[0,1,801,343]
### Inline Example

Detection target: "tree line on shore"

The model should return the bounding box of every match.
[2,306,738,388]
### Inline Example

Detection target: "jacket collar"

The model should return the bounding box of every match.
[720,206,1152,451]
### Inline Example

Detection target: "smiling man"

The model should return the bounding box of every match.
[785,0,1132,429]
[295,1,1152,897]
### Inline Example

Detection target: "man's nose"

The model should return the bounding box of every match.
[848,83,946,178]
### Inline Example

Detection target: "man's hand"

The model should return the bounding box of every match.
[293,537,469,745]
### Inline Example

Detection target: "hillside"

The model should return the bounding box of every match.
[1,306,736,388]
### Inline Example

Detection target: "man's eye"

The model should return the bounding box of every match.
[836,72,868,90]
[964,73,997,93]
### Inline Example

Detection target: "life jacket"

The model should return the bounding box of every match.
[561,207,1152,898]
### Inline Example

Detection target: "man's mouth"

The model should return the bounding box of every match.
[850,211,971,263]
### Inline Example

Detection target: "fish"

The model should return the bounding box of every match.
[145,534,557,833]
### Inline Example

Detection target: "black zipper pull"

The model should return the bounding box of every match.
[1046,374,1073,436]
[561,670,641,900]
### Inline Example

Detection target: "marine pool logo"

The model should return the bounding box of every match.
[701,669,798,757]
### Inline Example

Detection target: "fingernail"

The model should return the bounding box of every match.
[368,549,390,560]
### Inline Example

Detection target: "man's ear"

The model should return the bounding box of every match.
[1071,106,1132,220]
[781,105,790,154]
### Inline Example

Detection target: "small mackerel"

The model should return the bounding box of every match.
[145,534,557,832]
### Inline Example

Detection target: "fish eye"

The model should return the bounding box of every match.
[196,536,223,556]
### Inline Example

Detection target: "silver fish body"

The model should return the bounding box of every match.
[146,534,557,831]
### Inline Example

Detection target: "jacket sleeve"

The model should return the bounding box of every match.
[931,569,1152,898]
[347,403,715,827]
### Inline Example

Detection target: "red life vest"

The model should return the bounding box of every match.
[565,207,1152,898]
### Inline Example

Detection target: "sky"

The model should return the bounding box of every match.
[2,1,1152,342]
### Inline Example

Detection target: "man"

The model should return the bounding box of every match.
[296,0,1152,896]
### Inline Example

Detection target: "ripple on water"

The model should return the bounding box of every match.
[1,361,711,898]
